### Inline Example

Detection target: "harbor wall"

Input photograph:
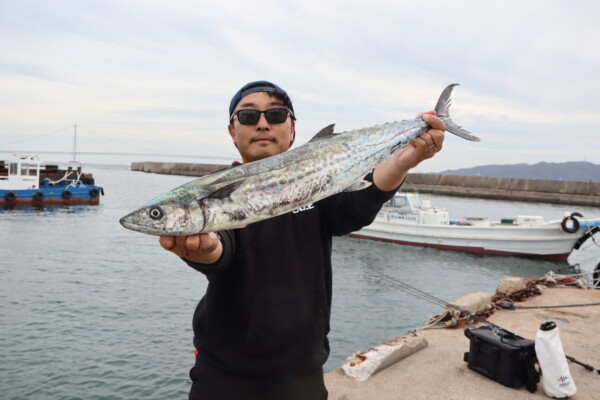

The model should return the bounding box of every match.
[130,162,600,207]
[402,173,600,207]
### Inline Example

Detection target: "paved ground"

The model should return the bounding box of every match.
[325,286,600,399]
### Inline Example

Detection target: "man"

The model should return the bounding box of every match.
[160,81,445,399]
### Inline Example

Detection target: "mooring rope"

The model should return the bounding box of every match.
[47,170,71,185]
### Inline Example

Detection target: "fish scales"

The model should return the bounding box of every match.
[120,84,480,236]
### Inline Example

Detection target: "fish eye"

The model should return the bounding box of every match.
[148,206,164,220]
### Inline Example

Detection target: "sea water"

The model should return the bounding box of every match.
[1,164,598,399]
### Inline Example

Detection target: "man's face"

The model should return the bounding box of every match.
[228,92,295,163]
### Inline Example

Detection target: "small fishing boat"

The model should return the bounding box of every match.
[0,154,104,205]
[349,193,600,260]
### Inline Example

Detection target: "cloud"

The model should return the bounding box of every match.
[1,0,599,170]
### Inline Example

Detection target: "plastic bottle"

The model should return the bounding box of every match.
[535,321,577,398]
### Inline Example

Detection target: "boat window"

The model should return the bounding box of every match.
[20,163,38,177]
[9,163,18,175]
[393,197,408,209]
[28,164,37,176]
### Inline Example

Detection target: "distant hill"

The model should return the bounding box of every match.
[437,161,600,183]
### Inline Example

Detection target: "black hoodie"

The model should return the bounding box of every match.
[185,173,398,378]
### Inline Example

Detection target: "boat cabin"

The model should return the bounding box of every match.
[378,193,450,225]
[382,193,422,211]
[0,154,40,191]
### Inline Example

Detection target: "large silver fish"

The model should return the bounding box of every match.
[120,84,479,236]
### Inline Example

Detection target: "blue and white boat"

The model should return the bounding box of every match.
[0,154,104,205]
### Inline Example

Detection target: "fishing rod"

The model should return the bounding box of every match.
[375,272,600,375]
[566,356,600,374]
[376,273,509,333]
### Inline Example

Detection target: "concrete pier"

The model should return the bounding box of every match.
[325,281,600,399]
[130,162,600,207]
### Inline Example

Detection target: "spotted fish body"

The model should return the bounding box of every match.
[120,84,479,236]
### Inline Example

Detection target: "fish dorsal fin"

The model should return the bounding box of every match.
[308,124,337,142]
[206,180,244,199]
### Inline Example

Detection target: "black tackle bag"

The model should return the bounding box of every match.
[464,326,539,392]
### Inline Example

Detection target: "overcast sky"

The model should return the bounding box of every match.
[1,0,599,172]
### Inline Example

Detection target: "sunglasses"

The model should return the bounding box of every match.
[230,108,294,125]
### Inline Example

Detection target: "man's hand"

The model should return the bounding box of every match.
[159,233,223,264]
[373,111,445,191]
[394,111,445,170]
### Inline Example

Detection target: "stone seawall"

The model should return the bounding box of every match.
[130,162,600,207]
[403,173,600,207]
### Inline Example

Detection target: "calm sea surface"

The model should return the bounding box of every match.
[2,164,599,399]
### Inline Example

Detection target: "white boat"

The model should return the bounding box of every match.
[349,193,600,260]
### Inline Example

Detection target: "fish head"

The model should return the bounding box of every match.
[119,201,204,236]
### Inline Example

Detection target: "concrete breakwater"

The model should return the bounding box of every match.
[403,173,600,207]
[130,162,600,207]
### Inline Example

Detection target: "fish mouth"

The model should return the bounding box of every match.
[119,213,138,230]
[119,211,149,232]
[119,215,160,235]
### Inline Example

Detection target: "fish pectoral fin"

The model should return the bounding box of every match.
[308,124,337,142]
[342,180,372,192]
[206,180,243,199]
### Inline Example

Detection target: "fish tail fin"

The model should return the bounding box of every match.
[434,84,480,142]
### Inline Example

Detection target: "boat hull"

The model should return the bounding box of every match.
[0,186,102,205]
[349,220,594,260]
